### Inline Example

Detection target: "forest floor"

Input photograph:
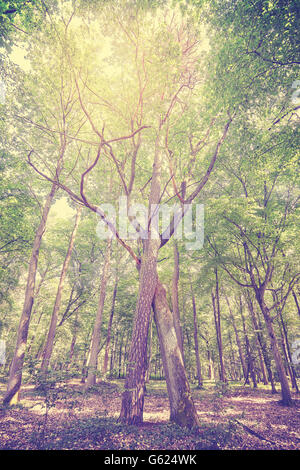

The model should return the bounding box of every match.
[0,378,299,450]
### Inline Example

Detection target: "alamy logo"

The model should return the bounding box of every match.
[96,197,204,251]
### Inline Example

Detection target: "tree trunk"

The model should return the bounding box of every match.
[277,311,299,392]
[191,284,203,388]
[146,312,153,383]
[211,269,226,382]
[153,280,199,428]
[3,182,57,405]
[85,237,112,389]
[224,292,248,382]
[207,347,215,381]
[172,241,184,357]
[257,293,293,406]
[41,206,82,373]
[239,297,257,388]
[119,134,162,424]
[292,290,300,317]
[119,238,160,423]
[246,292,277,392]
[68,308,80,367]
[103,273,118,375]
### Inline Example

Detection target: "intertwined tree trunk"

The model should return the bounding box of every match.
[256,290,293,406]
[119,238,160,423]
[246,292,277,393]
[153,280,200,427]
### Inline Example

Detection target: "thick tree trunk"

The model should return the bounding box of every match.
[41,206,82,373]
[146,312,153,383]
[119,133,162,424]
[85,237,112,389]
[153,280,199,428]
[3,182,57,405]
[191,284,203,388]
[119,239,159,423]
[119,132,199,426]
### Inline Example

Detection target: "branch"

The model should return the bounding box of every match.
[185,112,234,204]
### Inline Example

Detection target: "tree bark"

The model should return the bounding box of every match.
[85,237,112,389]
[212,269,226,382]
[172,241,184,357]
[41,206,82,373]
[119,134,162,423]
[153,280,199,428]
[3,182,57,405]
[256,291,293,406]
[224,292,248,381]
[277,310,299,392]
[246,292,277,392]
[119,237,160,423]
[239,297,257,388]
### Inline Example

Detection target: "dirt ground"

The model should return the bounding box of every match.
[0,379,299,450]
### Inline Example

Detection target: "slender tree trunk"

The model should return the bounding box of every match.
[207,346,215,381]
[85,237,112,389]
[246,293,277,392]
[153,280,199,428]
[3,182,57,405]
[191,284,203,388]
[277,311,299,392]
[68,308,79,367]
[292,290,300,317]
[224,292,248,381]
[256,337,268,385]
[41,206,82,373]
[211,269,226,382]
[172,241,184,357]
[239,297,257,388]
[103,273,118,375]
